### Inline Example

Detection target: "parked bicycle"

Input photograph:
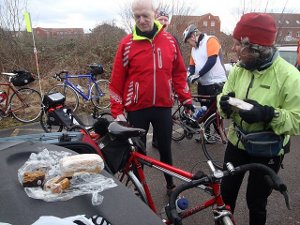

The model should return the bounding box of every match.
[40,91,113,133]
[0,71,42,122]
[93,121,290,225]
[166,161,290,225]
[172,94,229,169]
[48,64,110,112]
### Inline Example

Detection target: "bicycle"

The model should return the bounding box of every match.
[172,94,229,169]
[0,72,42,122]
[48,64,110,112]
[95,121,290,225]
[40,91,113,133]
[166,161,290,225]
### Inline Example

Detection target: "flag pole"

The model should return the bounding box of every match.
[24,11,43,96]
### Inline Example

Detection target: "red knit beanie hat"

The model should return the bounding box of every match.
[233,13,277,46]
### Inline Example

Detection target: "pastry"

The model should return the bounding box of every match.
[44,176,70,194]
[23,170,45,187]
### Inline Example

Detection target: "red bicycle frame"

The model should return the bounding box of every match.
[121,149,234,224]
[0,82,27,112]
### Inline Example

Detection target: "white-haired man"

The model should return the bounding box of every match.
[109,0,193,196]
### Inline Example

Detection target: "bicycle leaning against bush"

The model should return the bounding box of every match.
[48,64,110,112]
[0,71,42,122]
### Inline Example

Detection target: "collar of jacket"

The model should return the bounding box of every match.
[132,20,163,41]
[237,50,279,73]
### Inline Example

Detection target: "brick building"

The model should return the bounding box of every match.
[268,13,300,45]
[33,27,84,39]
[169,13,221,36]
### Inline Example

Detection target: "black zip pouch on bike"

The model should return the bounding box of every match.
[11,70,35,86]
[99,135,145,174]
[234,125,284,157]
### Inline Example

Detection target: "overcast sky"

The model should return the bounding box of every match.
[7,0,300,33]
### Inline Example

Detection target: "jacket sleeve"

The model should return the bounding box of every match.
[172,41,192,105]
[217,67,236,118]
[270,70,300,136]
[109,39,127,118]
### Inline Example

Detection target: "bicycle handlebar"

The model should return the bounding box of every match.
[166,162,290,225]
[53,70,68,81]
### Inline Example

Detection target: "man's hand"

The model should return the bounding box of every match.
[115,114,127,122]
[184,104,195,115]
[219,92,235,118]
[239,99,275,124]
[187,74,199,85]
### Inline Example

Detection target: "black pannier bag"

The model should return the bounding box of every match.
[89,64,104,76]
[11,70,35,86]
[99,134,145,174]
[42,92,66,110]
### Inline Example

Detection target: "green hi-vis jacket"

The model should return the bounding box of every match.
[218,54,300,154]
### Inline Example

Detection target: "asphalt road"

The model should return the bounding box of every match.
[0,115,299,225]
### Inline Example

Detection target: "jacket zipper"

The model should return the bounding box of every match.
[245,73,254,99]
[237,73,255,148]
[134,82,139,103]
[152,43,156,105]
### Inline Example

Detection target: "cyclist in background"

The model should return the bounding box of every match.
[156,10,169,30]
[183,24,227,108]
[109,0,193,196]
[218,13,300,225]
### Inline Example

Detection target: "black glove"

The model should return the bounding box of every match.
[184,104,195,113]
[219,92,235,118]
[239,99,275,124]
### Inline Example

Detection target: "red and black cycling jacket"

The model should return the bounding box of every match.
[109,23,192,118]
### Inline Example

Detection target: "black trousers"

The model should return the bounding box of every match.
[221,142,283,225]
[127,107,174,187]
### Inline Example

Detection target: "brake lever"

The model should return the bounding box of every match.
[53,74,61,81]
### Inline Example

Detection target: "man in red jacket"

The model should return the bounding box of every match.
[109,0,193,195]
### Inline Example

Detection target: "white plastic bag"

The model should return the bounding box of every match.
[18,149,117,205]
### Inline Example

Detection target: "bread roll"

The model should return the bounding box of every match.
[59,154,104,177]
[44,176,70,194]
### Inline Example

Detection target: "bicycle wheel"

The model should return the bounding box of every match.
[202,113,229,169]
[115,170,148,204]
[48,84,79,112]
[10,88,42,123]
[171,101,186,141]
[172,113,186,141]
[40,109,64,133]
[91,79,110,110]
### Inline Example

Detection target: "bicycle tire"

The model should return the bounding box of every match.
[91,79,110,110]
[172,114,186,141]
[171,102,186,141]
[202,113,228,169]
[115,170,148,204]
[48,84,79,112]
[40,109,64,133]
[10,88,42,123]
